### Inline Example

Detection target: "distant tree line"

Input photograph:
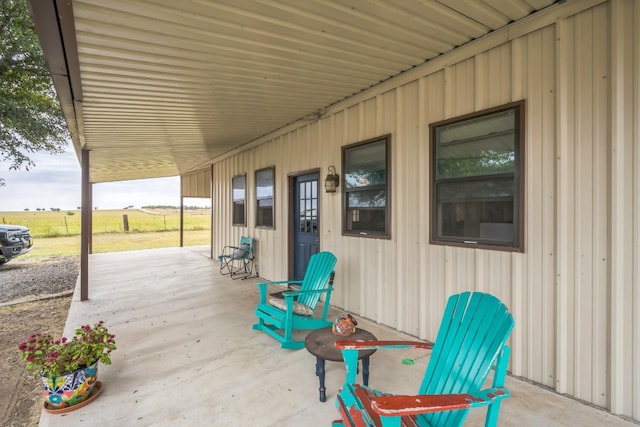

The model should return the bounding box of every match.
[141,205,210,210]
[21,205,210,212]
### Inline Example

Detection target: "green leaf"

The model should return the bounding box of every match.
[0,0,69,179]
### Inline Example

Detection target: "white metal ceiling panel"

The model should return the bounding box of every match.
[32,0,558,183]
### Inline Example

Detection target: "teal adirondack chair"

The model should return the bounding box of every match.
[252,251,337,349]
[333,292,514,427]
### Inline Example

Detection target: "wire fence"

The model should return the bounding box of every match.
[1,210,210,238]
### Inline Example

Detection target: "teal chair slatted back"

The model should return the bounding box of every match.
[417,292,514,427]
[238,236,253,257]
[297,252,337,309]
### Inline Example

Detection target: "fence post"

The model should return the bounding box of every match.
[123,214,129,232]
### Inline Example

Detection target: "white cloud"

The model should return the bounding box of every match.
[0,144,209,211]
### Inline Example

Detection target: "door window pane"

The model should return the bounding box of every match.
[298,179,318,234]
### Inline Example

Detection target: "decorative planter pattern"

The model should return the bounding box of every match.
[41,362,98,409]
[332,313,358,336]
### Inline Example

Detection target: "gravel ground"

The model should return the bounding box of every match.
[0,256,79,427]
[0,256,80,304]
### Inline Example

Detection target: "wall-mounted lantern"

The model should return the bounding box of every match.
[324,165,340,193]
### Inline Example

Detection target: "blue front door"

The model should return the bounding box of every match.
[293,173,319,280]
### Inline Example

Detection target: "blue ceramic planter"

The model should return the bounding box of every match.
[41,362,98,409]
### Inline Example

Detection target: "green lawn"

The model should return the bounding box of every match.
[22,230,211,258]
[0,208,210,238]
[1,209,211,257]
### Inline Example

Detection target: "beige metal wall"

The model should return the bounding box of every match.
[209,0,639,420]
[181,168,211,198]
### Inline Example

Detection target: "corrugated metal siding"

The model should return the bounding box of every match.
[609,0,639,418]
[210,1,639,420]
[180,168,211,198]
[515,24,558,389]
[554,3,612,406]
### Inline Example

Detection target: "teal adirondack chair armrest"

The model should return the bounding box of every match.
[256,280,303,303]
[336,340,434,385]
[335,340,434,351]
[366,385,510,416]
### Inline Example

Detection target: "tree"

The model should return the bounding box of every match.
[0,0,69,186]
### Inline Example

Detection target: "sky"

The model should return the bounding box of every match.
[0,143,210,212]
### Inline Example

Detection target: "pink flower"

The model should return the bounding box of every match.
[18,322,116,377]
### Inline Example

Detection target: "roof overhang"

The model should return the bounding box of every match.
[27,0,559,183]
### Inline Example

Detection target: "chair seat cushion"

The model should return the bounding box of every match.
[267,296,313,316]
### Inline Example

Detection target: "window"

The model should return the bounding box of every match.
[232,174,246,226]
[298,177,318,235]
[343,135,391,238]
[430,101,524,251]
[255,167,274,228]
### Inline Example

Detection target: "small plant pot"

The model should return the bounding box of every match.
[41,362,99,410]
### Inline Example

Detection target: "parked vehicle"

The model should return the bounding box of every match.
[0,224,33,264]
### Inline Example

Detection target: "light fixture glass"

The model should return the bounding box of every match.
[324,165,340,193]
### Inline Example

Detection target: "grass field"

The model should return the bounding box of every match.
[0,208,210,237]
[1,209,211,257]
[20,230,211,257]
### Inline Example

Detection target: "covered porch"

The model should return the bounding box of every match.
[39,247,635,427]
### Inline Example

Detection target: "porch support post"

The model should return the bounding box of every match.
[180,175,184,248]
[80,149,91,301]
[210,164,214,259]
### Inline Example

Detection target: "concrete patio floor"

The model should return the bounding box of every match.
[39,246,637,427]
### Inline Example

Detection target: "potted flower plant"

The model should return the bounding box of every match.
[18,321,117,411]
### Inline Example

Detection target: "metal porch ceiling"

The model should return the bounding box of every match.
[29,0,558,183]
